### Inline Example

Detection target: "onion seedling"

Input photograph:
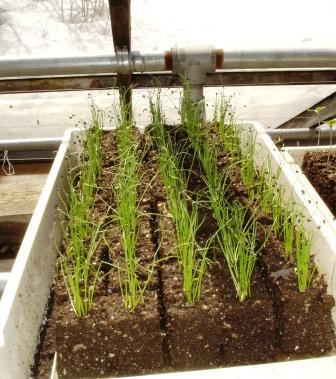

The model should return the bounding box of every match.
[282,207,296,259]
[295,222,315,292]
[60,221,105,316]
[175,200,212,304]
[59,105,105,317]
[150,93,211,304]
[181,94,262,301]
[113,99,144,311]
[325,118,336,163]
[271,186,285,237]
[240,149,255,201]
[113,95,164,310]
[215,96,240,161]
[253,163,276,215]
[216,201,260,301]
[308,106,325,146]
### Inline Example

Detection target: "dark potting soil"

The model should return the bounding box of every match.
[33,128,335,378]
[302,151,336,218]
[161,261,277,368]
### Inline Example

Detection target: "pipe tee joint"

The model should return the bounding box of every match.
[172,46,216,102]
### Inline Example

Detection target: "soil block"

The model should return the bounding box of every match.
[55,291,164,377]
[259,235,335,354]
[161,261,277,369]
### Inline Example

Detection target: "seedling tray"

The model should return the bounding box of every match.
[1,125,336,379]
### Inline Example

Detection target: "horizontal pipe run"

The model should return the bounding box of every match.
[0,53,167,79]
[1,48,336,80]
[267,127,336,140]
[220,48,336,69]
[0,55,119,78]
[0,138,62,152]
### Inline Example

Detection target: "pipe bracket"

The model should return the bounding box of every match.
[116,47,130,75]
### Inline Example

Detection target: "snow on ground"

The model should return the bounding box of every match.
[0,0,336,138]
[0,0,113,56]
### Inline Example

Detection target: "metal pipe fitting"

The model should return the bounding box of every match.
[116,47,130,75]
[172,46,216,76]
[172,46,216,103]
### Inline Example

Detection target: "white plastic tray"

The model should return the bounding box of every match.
[281,145,336,234]
[0,124,335,379]
[0,129,83,379]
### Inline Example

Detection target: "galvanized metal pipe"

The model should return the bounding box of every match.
[1,48,336,79]
[131,52,166,73]
[0,53,167,78]
[266,127,336,140]
[0,56,118,78]
[0,138,62,151]
[219,48,336,69]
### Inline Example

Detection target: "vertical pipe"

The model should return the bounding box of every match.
[108,0,131,49]
[108,0,132,115]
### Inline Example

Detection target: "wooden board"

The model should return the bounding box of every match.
[0,162,51,275]
[2,70,336,93]
[0,161,51,217]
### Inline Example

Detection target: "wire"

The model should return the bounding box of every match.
[2,150,15,176]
